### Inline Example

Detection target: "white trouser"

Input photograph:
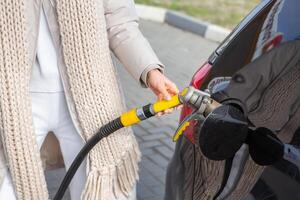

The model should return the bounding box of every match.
[0,92,136,200]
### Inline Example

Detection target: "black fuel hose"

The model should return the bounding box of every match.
[53,117,123,200]
[53,86,206,199]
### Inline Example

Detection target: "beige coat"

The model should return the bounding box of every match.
[0,0,164,188]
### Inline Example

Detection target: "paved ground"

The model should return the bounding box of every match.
[46,19,218,200]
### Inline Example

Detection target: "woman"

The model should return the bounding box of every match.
[0,0,179,199]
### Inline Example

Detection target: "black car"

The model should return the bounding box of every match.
[167,0,300,199]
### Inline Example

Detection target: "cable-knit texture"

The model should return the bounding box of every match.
[0,0,49,199]
[0,0,141,199]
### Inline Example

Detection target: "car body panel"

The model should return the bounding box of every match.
[178,0,300,199]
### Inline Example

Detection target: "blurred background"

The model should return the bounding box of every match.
[135,0,260,28]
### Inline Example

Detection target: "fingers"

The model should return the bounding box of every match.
[155,94,163,117]
[165,78,179,95]
[163,108,174,114]
[156,112,163,117]
[177,105,184,110]
[159,84,172,101]
[155,109,173,117]
[155,94,173,116]
[148,71,180,117]
[157,80,178,102]
[165,80,183,112]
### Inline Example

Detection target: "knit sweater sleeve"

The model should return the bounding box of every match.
[104,0,165,88]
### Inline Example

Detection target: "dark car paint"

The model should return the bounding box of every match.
[204,0,276,88]
[178,0,300,199]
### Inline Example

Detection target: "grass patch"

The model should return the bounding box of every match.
[135,0,261,29]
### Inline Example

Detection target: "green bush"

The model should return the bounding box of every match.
[135,0,260,29]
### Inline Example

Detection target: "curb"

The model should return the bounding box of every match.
[136,4,231,43]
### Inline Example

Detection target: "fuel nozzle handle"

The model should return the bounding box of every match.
[120,86,219,127]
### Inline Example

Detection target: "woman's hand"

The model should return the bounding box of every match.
[146,69,182,116]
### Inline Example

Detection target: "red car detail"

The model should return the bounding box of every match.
[179,62,212,144]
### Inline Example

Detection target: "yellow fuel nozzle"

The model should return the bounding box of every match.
[152,94,181,113]
[120,86,217,132]
[120,88,190,127]
[120,94,182,127]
